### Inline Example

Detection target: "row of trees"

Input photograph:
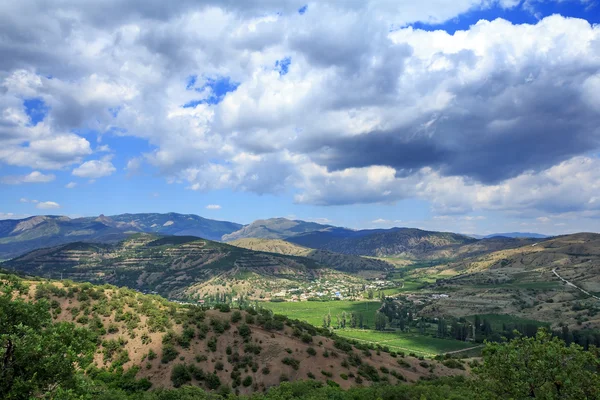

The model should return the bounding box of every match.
[322,312,368,329]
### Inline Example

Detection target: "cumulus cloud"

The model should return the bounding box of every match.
[36,201,60,209]
[65,181,77,188]
[72,157,116,179]
[0,0,599,222]
[1,171,55,184]
[205,204,222,210]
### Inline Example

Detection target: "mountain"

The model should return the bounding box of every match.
[483,232,549,239]
[0,213,242,260]
[418,233,600,329]
[221,218,334,242]
[287,227,477,259]
[1,233,360,300]
[109,212,242,240]
[229,238,394,272]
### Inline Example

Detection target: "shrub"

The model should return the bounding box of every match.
[321,370,332,378]
[443,359,465,370]
[207,336,217,352]
[306,347,317,356]
[205,373,221,390]
[147,349,157,361]
[262,366,270,375]
[301,333,313,343]
[161,344,179,364]
[215,361,224,371]
[282,357,300,370]
[231,311,242,323]
[242,376,252,387]
[171,364,191,388]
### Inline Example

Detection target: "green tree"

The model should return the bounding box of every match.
[475,329,600,399]
[0,294,96,399]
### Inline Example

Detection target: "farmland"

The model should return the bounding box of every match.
[336,329,476,357]
[261,299,475,357]
[262,300,381,327]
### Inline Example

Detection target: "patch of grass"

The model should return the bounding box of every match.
[262,300,381,327]
[336,329,474,357]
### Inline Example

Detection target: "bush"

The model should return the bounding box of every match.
[205,373,221,390]
[282,357,301,370]
[307,347,317,356]
[301,333,313,343]
[171,364,192,387]
[242,376,252,387]
[238,324,251,339]
[215,361,224,371]
[147,349,157,360]
[231,311,242,323]
[207,336,217,352]
[161,344,179,364]
[262,366,270,375]
[442,359,465,370]
[321,370,332,377]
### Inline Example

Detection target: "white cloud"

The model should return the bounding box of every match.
[206,204,221,210]
[0,212,30,220]
[372,218,392,224]
[36,201,60,209]
[65,181,77,188]
[1,171,56,184]
[72,157,116,179]
[0,1,599,226]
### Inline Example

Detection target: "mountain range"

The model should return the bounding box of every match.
[2,233,359,300]
[0,212,550,262]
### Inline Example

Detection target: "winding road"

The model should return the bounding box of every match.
[552,268,600,301]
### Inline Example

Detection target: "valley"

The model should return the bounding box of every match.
[2,213,600,392]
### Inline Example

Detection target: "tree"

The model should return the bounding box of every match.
[0,294,96,399]
[375,312,387,331]
[475,329,600,399]
[341,311,347,328]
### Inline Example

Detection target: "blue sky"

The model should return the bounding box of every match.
[1,0,600,235]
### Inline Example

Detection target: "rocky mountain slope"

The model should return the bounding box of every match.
[0,213,242,260]
[1,234,369,301]
[230,238,393,272]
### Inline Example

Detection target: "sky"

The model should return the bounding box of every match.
[0,0,599,235]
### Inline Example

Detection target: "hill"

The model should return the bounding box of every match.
[414,233,600,329]
[0,213,242,260]
[0,274,461,397]
[1,234,363,301]
[222,218,333,242]
[287,228,477,259]
[483,232,549,239]
[229,238,393,273]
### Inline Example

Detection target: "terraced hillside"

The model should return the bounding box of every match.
[0,213,242,260]
[1,234,358,300]
[230,238,393,272]
[288,228,477,258]
[415,233,600,330]
[1,274,462,395]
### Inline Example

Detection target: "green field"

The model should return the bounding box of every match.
[262,300,477,357]
[466,314,549,330]
[263,300,381,327]
[336,329,476,357]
